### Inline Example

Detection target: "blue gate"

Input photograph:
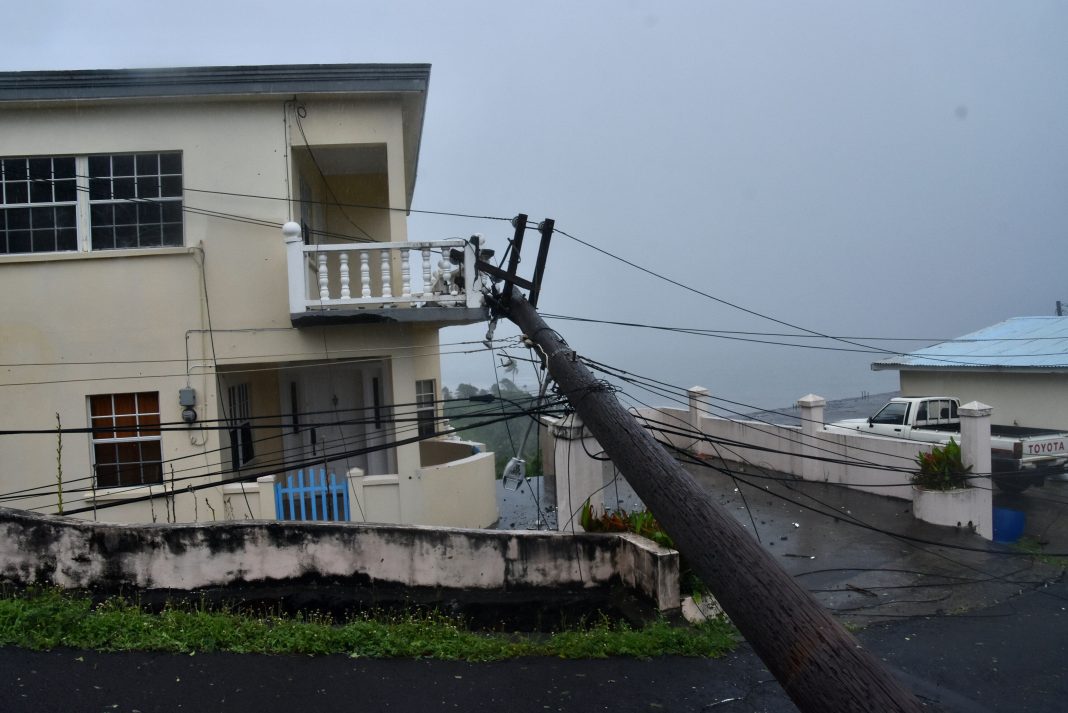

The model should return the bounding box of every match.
[274,468,350,521]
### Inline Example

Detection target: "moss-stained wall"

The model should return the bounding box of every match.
[0,507,679,612]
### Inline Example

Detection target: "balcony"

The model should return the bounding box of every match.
[283,222,488,326]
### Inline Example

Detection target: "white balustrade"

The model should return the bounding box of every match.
[283,228,480,314]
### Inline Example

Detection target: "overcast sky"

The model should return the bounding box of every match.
[7,1,1067,409]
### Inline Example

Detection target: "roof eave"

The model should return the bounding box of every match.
[0,64,431,103]
[873,363,1068,374]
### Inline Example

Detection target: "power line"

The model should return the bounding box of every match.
[551,227,1035,369]
[583,356,924,468]
[542,312,1068,358]
[0,342,503,388]
[7,399,568,512]
[291,103,374,243]
[0,337,513,370]
[182,184,515,222]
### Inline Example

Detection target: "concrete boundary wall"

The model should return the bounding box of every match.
[632,406,931,502]
[0,507,680,612]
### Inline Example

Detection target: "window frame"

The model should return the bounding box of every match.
[415,379,437,438]
[88,392,164,488]
[0,151,183,256]
[0,155,80,254]
[871,401,910,426]
[228,383,255,471]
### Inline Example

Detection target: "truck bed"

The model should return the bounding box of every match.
[989,425,1066,438]
[912,424,1065,439]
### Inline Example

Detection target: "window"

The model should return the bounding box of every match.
[1,156,78,254]
[89,392,163,488]
[0,152,183,255]
[871,401,909,426]
[415,379,437,438]
[88,152,184,249]
[228,383,255,470]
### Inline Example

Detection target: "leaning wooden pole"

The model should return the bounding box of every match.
[506,294,923,713]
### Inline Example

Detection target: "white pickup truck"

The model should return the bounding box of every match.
[827,396,1068,492]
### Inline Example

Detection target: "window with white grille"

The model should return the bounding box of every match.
[89,392,163,488]
[1,152,183,255]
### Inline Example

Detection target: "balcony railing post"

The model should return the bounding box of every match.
[421,248,432,297]
[318,253,329,300]
[282,222,306,314]
[339,252,350,299]
[360,250,371,298]
[464,239,481,308]
[380,249,392,299]
[401,248,411,298]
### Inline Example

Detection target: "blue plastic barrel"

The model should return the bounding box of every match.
[993,507,1025,544]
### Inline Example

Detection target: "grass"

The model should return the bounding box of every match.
[1014,535,1068,568]
[0,588,737,661]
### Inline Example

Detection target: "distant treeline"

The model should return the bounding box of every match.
[443,380,542,477]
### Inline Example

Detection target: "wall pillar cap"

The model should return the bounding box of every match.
[959,401,993,417]
[688,386,709,396]
[550,412,586,440]
[796,394,827,408]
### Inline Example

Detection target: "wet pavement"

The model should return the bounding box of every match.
[500,464,1067,627]
[480,413,1068,710]
[4,392,1067,712]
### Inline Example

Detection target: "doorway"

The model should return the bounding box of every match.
[280,361,394,479]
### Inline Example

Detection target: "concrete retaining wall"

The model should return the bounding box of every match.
[0,507,679,612]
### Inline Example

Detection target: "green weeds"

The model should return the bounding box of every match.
[0,589,736,661]
[1014,536,1068,568]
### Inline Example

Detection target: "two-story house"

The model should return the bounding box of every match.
[0,64,497,527]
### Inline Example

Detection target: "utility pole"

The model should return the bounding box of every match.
[505,293,923,713]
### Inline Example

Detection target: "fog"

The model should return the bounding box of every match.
[8,1,1067,408]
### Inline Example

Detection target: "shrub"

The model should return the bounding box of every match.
[912,438,972,490]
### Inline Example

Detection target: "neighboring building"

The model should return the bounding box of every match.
[0,65,497,527]
[872,316,1068,430]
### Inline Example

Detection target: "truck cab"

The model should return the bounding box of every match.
[836,397,961,440]
[829,396,1068,492]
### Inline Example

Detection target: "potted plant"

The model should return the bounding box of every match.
[911,439,982,531]
[912,438,971,490]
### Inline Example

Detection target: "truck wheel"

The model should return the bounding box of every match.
[993,475,1030,494]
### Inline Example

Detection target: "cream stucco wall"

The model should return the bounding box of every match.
[899,371,1068,431]
[0,93,455,524]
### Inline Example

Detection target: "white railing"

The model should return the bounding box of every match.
[283,222,483,313]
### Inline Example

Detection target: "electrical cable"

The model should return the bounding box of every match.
[551,227,1051,369]
[0,342,504,388]
[21,400,568,516]
[541,313,1068,357]
[0,398,569,505]
[291,103,374,243]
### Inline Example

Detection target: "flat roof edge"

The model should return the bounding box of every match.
[0,64,431,102]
